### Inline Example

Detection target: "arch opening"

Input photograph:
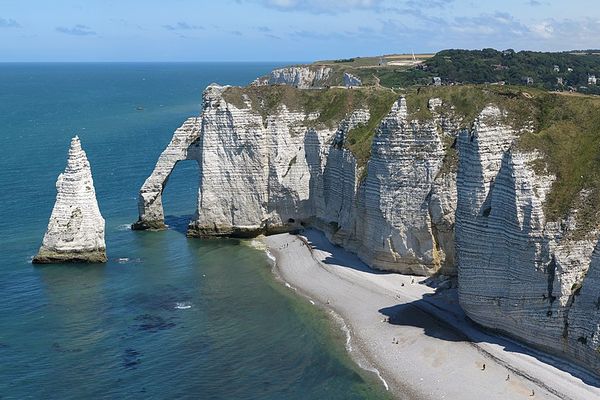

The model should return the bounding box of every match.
[162,159,200,234]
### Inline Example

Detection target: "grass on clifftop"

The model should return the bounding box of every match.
[403,85,600,230]
[223,85,397,129]
[402,85,539,127]
[343,91,399,167]
[222,85,398,167]
[518,93,600,232]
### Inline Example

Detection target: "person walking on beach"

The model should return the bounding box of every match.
[481,363,486,371]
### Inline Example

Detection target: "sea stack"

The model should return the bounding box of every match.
[33,136,107,263]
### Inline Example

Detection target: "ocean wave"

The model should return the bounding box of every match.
[115,257,143,264]
[175,301,192,310]
[117,224,132,231]
[246,238,267,251]
[265,249,276,263]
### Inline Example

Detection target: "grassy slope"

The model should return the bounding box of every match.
[222,84,398,131]
[519,93,600,232]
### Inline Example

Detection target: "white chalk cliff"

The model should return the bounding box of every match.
[252,66,332,88]
[34,136,106,263]
[135,80,600,375]
[455,106,600,376]
[134,85,457,275]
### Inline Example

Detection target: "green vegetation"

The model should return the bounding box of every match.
[344,91,398,167]
[333,58,356,63]
[403,85,538,127]
[317,49,600,94]
[419,49,600,94]
[518,93,600,231]
[223,84,398,130]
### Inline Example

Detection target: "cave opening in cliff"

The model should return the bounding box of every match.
[162,160,200,232]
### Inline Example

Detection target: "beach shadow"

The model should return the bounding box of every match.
[294,228,600,388]
[379,302,468,342]
[379,293,600,388]
[298,228,391,276]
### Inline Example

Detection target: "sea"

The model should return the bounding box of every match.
[0,63,391,399]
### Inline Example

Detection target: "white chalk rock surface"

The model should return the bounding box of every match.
[135,85,457,276]
[252,66,332,88]
[33,136,106,263]
[455,106,600,375]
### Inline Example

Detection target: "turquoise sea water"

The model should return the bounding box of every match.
[0,63,389,399]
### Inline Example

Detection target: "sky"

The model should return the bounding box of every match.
[1,0,600,62]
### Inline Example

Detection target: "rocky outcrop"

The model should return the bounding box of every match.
[33,136,106,263]
[343,72,362,87]
[252,66,332,88]
[455,106,600,375]
[135,85,457,275]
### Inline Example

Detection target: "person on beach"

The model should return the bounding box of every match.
[506,374,510,381]
[481,363,486,371]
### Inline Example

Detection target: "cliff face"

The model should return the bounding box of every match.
[34,136,106,263]
[135,80,600,374]
[134,85,457,275]
[252,66,332,88]
[455,105,600,375]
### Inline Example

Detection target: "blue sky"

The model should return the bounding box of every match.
[1,0,599,61]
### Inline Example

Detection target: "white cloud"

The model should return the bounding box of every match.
[0,17,20,28]
[530,21,554,39]
[254,0,386,14]
[55,25,96,36]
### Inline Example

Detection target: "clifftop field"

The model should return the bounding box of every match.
[299,49,600,93]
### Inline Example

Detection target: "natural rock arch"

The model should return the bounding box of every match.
[132,117,201,231]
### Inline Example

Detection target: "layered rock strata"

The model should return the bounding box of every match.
[33,136,106,263]
[135,85,457,275]
[455,106,600,375]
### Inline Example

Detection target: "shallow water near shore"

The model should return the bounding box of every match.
[0,63,391,399]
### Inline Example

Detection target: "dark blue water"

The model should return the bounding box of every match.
[0,63,389,399]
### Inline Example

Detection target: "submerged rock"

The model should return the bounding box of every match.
[33,136,106,264]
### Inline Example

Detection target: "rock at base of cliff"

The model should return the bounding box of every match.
[32,248,107,264]
[131,219,167,231]
[186,220,303,239]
